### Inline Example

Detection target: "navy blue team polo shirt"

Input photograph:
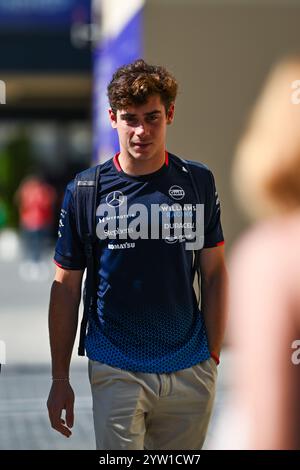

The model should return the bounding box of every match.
[54,152,224,373]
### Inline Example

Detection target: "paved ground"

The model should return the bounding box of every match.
[0,365,94,450]
[0,238,230,450]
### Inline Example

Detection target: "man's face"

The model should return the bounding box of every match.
[109,94,174,162]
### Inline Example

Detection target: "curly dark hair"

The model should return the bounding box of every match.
[107,59,178,114]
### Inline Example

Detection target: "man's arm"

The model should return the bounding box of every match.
[199,245,228,360]
[47,265,84,437]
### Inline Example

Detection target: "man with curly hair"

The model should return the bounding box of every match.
[47,59,228,450]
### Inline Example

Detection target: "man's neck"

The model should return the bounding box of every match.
[118,151,166,176]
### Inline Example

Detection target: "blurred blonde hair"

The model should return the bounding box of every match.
[233,55,300,220]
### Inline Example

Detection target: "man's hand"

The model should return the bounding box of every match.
[47,266,83,437]
[47,381,75,437]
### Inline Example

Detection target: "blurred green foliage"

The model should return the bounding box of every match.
[0,131,33,227]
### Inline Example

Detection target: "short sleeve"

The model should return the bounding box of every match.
[54,181,86,270]
[203,170,224,248]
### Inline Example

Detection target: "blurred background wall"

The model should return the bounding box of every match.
[145,0,300,247]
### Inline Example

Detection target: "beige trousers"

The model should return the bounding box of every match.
[88,358,217,450]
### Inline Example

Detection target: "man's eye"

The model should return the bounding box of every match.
[147,115,159,122]
[126,118,138,125]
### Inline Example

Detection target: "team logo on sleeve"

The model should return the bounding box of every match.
[106,191,125,207]
[58,208,67,238]
[168,185,185,200]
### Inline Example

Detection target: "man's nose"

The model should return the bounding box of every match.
[135,123,149,136]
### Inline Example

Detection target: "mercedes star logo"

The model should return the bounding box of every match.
[106,190,125,207]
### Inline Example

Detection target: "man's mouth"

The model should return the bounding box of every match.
[132,142,152,148]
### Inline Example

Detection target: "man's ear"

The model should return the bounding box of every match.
[109,109,118,129]
[166,103,175,125]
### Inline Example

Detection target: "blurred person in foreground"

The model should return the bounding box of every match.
[218,56,300,449]
[47,59,228,450]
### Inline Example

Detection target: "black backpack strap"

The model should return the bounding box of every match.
[171,155,202,302]
[181,157,201,277]
[74,164,101,356]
